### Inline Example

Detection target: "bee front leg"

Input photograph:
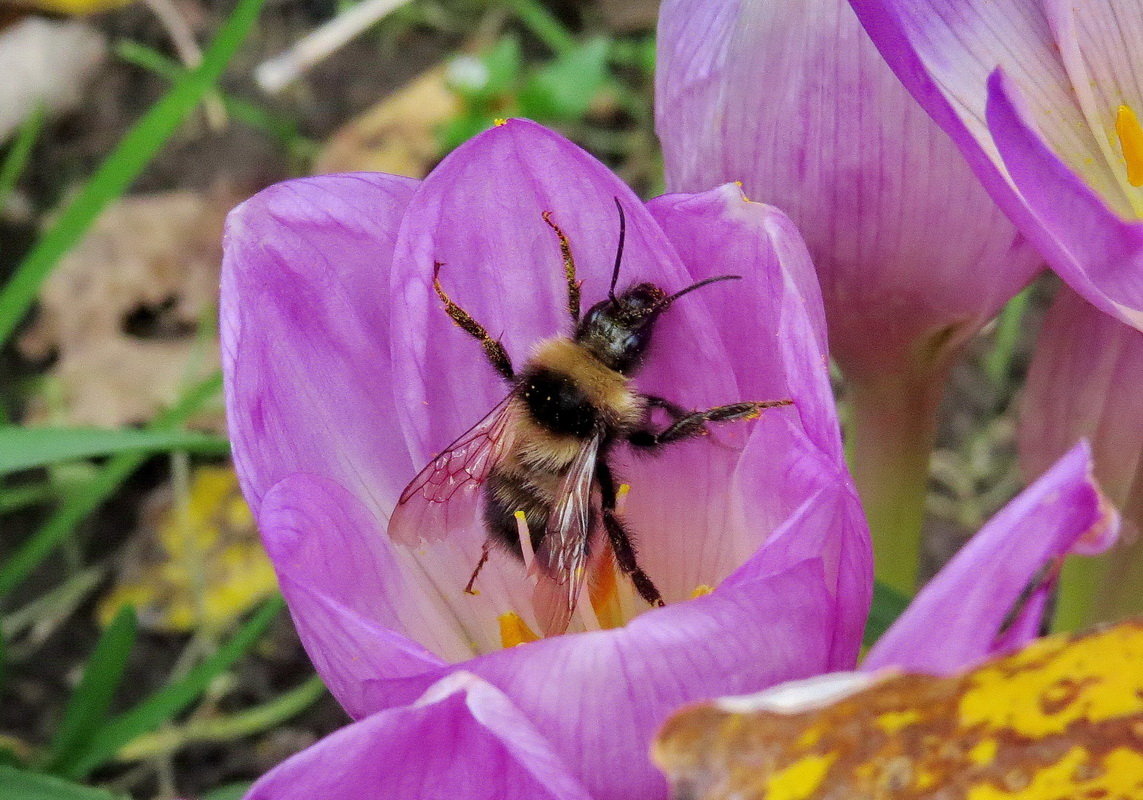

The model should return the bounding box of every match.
[433,262,515,381]
[596,460,664,608]
[542,211,580,323]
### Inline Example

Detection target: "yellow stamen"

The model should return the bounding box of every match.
[498,612,539,648]
[1115,104,1143,187]
[494,117,508,127]
[690,584,714,598]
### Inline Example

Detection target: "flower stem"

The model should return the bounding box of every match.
[846,367,948,597]
[1054,467,1143,630]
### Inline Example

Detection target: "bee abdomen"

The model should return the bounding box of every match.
[483,471,549,557]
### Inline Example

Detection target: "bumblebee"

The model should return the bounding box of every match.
[388,200,792,635]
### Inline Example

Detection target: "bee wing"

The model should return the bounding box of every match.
[388,395,517,546]
[532,432,602,636]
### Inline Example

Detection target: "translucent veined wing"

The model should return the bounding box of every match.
[388,395,517,547]
[532,432,602,636]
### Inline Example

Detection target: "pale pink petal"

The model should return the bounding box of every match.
[1020,286,1143,508]
[863,442,1118,674]
[658,0,1042,379]
[850,0,1120,209]
[986,70,1143,330]
[245,673,592,800]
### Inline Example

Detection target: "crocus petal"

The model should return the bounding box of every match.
[986,70,1143,330]
[364,554,839,800]
[1020,286,1143,508]
[263,465,850,800]
[245,672,592,800]
[849,0,1143,330]
[632,185,849,595]
[657,0,1041,379]
[647,185,870,667]
[221,173,420,513]
[863,442,1118,674]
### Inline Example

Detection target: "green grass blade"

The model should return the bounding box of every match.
[0,105,45,205]
[863,580,910,647]
[0,766,120,800]
[63,596,284,779]
[0,0,267,348]
[0,374,222,597]
[0,427,229,476]
[41,606,138,775]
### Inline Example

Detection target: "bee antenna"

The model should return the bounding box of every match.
[608,197,626,302]
[660,274,742,309]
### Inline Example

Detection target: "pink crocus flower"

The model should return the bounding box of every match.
[221,120,1113,798]
[845,0,1143,621]
[848,0,1143,331]
[655,0,1044,594]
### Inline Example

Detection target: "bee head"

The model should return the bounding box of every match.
[575,277,738,373]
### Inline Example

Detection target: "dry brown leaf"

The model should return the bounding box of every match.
[19,190,237,431]
[312,65,458,178]
[654,621,1143,800]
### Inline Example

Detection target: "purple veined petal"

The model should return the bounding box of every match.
[221,173,421,515]
[643,185,867,603]
[244,672,593,800]
[657,0,1042,379]
[1019,286,1143,510]
[985,70,1143,330]
[363,555,839,800]
[862,442,1119,675]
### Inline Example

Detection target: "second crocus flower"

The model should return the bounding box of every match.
[655,0,1044,594]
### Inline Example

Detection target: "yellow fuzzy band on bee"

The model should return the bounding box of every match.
[528,338,645,426]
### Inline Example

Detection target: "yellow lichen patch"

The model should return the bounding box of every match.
[654,621,1143,800]
[966,746,1143,799]
[98,466,276,633]
[959,621,1143,737]
[498,612,539,648]
[967,738,998,766]
[763,753,836,800]
[1116,104,1143,187]
[874,709,921,735]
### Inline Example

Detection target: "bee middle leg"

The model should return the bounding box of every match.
[542,210,580,322]
[433,262,514,381]
[596,460,664,608]
[627,400,793,450]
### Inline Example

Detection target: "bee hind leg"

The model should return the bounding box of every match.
[596,460,664,608]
